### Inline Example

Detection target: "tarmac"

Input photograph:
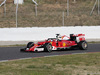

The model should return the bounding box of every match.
[0,39,100,46]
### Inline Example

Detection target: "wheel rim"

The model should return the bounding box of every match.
[83,42,88,49]
[47,44,52,51]
[84,43,87,48]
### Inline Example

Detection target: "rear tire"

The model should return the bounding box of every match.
[44,43,52,52]
[78,41,88,50]
[27,42,34,48]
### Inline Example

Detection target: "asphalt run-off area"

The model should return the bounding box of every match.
[0,44,100,62]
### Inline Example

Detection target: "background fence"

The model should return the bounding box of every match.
[0,0,100,28]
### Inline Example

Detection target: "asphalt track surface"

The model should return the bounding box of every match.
[0,44,100,62]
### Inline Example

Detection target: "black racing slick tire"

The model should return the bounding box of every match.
[27,42,34,48]
[44,43,52,52]
[78,41,88,50]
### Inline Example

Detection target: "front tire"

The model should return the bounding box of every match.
[27,42,34,48]
[44,43,52,52]
[78,41,88,50]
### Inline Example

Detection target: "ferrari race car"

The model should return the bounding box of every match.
[20,34,88,52]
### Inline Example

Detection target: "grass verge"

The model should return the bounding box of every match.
[0,44,26,47]
[0,52,100,75]
[88,41,100,44]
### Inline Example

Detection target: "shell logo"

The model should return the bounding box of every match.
[63,42,66,47]
[50,42,52,44]
[35,44,38,46]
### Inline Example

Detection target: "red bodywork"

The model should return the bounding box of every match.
[23,34,86,52]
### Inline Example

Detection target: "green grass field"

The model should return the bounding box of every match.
[0,0,100,27]
[0,52,100,75]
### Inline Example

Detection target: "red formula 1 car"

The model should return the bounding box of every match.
[20,34,88,52]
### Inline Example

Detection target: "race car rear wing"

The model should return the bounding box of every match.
[76,34,85,37]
